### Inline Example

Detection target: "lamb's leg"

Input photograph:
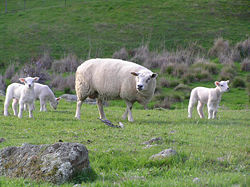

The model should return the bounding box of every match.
[18,100,24,118]
[24,104,27,111]
[4,96,12,116]
[207,101,214,119]
[40,97,46,112]
[12,98,19,116]
[188,98,196,118]
[197,101,204,118]
[212,103,219,119]
[28,103,33,118]
[125,100,134,122]
[97,99,106,120]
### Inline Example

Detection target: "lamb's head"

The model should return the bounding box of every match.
[19,77,39,89]
[131,70,158,92]
[215,80,230,92]
[50,97,61,110]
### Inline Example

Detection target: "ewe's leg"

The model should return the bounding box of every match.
[28,103,33,118]
[122,108,128,120]
[124,100,134,122]
[18,100,24,118]
[197,101,205,118]
[97,99,106,120]
[12,99,19,116]
[75,99,84,119]
[4,96,12,116]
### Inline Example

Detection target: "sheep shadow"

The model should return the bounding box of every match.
[71,167,98,184]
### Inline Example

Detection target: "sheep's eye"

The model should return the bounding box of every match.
[146,78,150,83]
[221,85,223,87]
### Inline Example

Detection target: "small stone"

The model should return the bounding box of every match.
[150,148,177,159]
[193,177,200,183]
[0,138,6,143]
[142,137,162,145]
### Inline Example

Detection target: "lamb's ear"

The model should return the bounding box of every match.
[19,78,25,83]
[34,77,39,82]
[131,72,139,76]
[227,80,230,83]
[151,73,158,79]
[215,81,220,86]
[56,97,61,101]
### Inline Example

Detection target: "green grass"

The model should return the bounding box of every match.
[0,96,249,186]
[0,0,249,67]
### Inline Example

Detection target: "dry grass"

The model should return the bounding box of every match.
[241,58,250,72]
[51,54,80,73]
[112,47,129,60]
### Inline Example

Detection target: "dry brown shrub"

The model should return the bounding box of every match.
[35,51,53,70]
[192,58,219,74]
[112,47,129,60]
[232,39,250,61]
[131,45,150,64]
[21,64,50,83]
[241,58,250,72]
[50,74,75,92]
[208,37,230,58]
[219,63,237,80]
[0,75,6,91]
[4,64,15,80]
[52,54,79,73]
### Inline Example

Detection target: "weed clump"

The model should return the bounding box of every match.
[52,54,80,73]
[112,47,129,60]
[232,77,246,88]
[241,58,250,72]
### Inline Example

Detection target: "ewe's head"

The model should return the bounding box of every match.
[131,70,158,92]
[215,80,230,92]
[19,77,39,89]
[50,97,61,110]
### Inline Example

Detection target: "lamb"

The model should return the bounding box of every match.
[75,58,158,122]
[188,80,229,119]
[25,83,61,111]
[4,77,39,118]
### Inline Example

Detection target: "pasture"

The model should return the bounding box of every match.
[0,95,249,186]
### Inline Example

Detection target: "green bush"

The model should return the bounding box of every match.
[232,77,246,88]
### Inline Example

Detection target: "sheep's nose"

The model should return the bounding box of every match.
[28,84,31,88]
[137,85,143,90]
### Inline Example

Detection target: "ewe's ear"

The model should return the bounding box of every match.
[215,81,220,86]
[19,78,25,83]
[34,77,39,82]
[131,72,139,76]
[151,73,158,79]
[56,97,61,101]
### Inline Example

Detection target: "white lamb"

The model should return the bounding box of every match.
[188,80,229,119]
[25,83,61,111]
[75,58,158,122]
[4,77,39,118]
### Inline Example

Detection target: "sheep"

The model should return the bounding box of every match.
[4,77,39,118]
[24,83,61,111]
[75,58,158,122]
[188,80,229,119]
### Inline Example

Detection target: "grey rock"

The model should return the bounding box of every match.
[142,137,162,145]
[193,177,200,183]
[60,94,97,105]
[0,90,5,96]
[0,142,89,184]
[0,138,6,143]
[150,148,177,159]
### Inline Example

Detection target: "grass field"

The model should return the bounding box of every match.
[0,96,249,186]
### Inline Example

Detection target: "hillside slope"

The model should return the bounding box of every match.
[0,0,249,67]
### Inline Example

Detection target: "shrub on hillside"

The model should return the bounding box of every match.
[51,54,80,73]
[232,39,250,61]
[4,64,15,80]
[219,64,237,80]
[232,77,246,88]
[241,58,250,72]
[35,51,53,70]
[174,84,191,92]
[131,45,150,65]
[22,64,50,83]
[159,78,179,88]
[192,58,219,74]
[50,74,75,92]
[112,47,129,60]
[208,37,230,58]
[0,75,6,91]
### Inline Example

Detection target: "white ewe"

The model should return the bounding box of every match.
[75,58,158,122]
[25,83,61,111]
[4,77,39,118]
[188,80,229,119]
